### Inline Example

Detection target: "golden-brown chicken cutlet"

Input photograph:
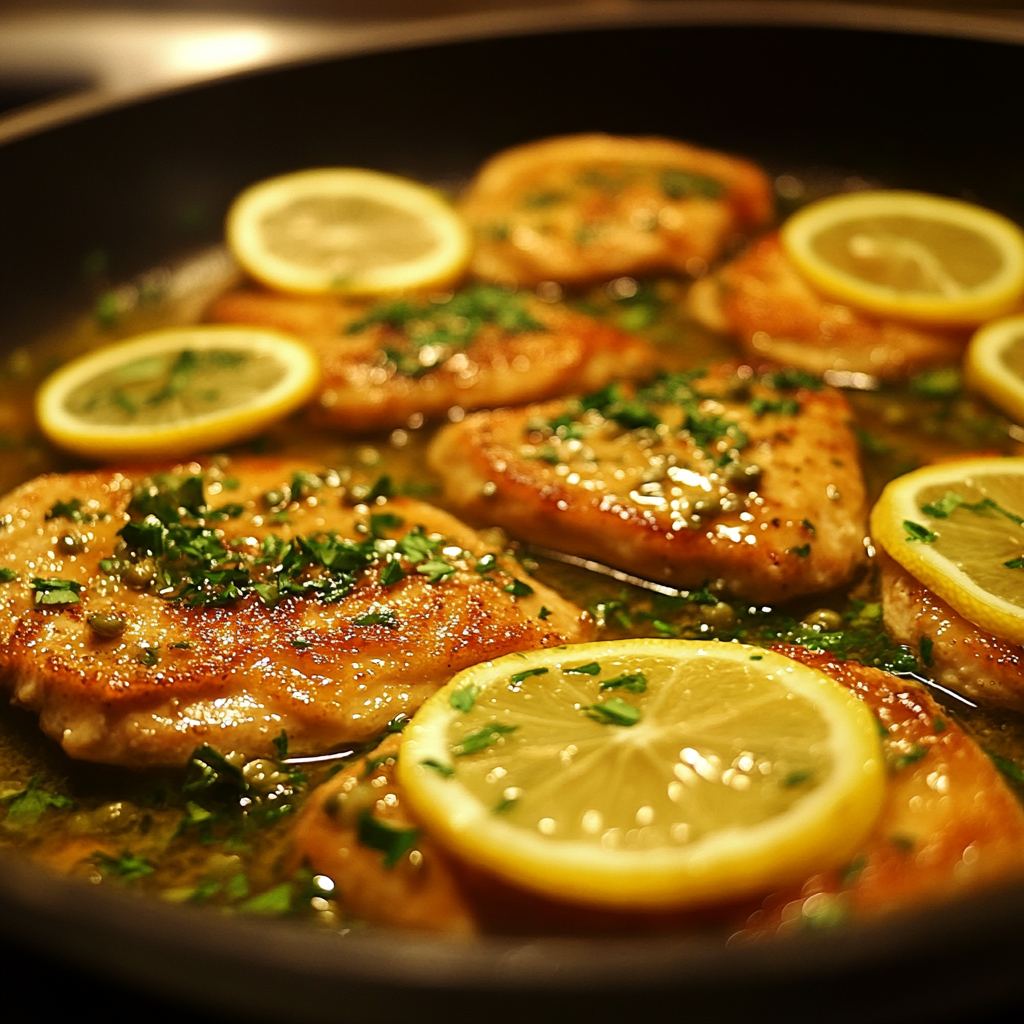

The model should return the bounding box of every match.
[291,645,1024,934]
[208,283,657,432]
[428,361,868,602]
[689,234,969,380]
[878,550,1024,711]
[0,457,589,768]
[459,134,773,287]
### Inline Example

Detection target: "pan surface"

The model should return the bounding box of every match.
[1,6,1023,1021]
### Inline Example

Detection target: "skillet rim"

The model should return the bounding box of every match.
[1,4,1024,1019]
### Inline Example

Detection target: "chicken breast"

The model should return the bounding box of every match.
[0,457,589,767]
[878,549,1024,711]
[459,134,773,287]
[428,361,868,602]
[208,283,657,432]
[689,234,968,380]
[291,644,1024,935]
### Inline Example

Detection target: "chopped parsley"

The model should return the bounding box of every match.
[1,777,74,828]
[1006,556,1024,569]
[45,498,106,523]
[503,579,534,598]
[449,683,480,713]
[92,851,154,881]
[788,544,811,558]
[0,568,16,583]
[356,809,419,868]
[564,662,601,675]
[919,636,934,667]
[921,491,1023,526]
[420,758,455,778]
[599,671,647,693]
[902,520,937,544]
[510,667,548,685]
[30,577,83,606]
[451,723,518,757]
[584,698,641,727]
[659,167,722,200]
[352,609,399,628]
[891,743,929,771]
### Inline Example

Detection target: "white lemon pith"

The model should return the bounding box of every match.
[226,168,472,296]
[35,325,319,460]
[871,458,1024,646]
[966,315,1024,424]
[399,639,884,910]
[780,191,1024,326]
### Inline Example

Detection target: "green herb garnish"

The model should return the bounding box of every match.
[452,723,518,757]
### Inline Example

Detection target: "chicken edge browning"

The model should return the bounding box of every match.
[689,234,969,381]
[0,456,590,768]
[289,646,1024,936]
[879,550,1024,711]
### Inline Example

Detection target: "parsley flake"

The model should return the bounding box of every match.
[584,698,641,727]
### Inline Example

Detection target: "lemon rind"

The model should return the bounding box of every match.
[965,315,1024,425]
[400,639,884,910]
[871,457,1024,646]
[226,167,472,297]
[35,326,320,460]
[781,191,1024,327]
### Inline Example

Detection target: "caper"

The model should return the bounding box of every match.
[262,488,287,510]
[692,496,722,519]
[323,783,374,823]
[242,758,290,794]
[699,601,737,630]
[87,613,126,639]
[123,561,155,590]
[58,531,86,554]
[802,608,844,631]
[723,460,762,488]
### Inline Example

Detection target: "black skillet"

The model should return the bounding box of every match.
[1,5,1024,1022]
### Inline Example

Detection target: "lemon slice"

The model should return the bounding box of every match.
[780,191,1024,326]
[399,639,884,910]
[35,325,319,460]
[966,314,1024,423]
[226,168,471,296]
[871,458,1024,645]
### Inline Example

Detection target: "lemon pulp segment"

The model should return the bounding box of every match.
[780,191,1024,326]
[966,315,1024,424]
[35,326,319,460]
[400,639,884,910]
[871,458,1024,645]
[226,168,471,296]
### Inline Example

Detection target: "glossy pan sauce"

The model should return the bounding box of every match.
[1,169,1023,931]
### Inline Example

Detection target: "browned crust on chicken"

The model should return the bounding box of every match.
[293,645,1024,934]
[208,288,657,432]
[690,234,968,380]
[0,457,590,767]
[460,133,773,287]
[289,734,476,934]
[879,549,1024,711]
[427,362,868,602]
[740,645,1024,935]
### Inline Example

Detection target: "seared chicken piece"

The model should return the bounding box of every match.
[209,284,657,432]
[292,645,1024,934]
[0,457,589,767]
[879,550,1024,711]
[459,134,773,287]
[428,361,868,602]
[689,234,968,380]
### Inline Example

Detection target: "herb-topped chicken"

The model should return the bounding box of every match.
[0,458,588,767]
[429,362,868,602]
[209,283,657,432]
[459,133,773,287]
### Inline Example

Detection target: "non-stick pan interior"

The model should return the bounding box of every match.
[1,14,1023,1024]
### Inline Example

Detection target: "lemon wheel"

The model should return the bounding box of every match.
[35,326,319,460]
[780,191,1024,326]
[966,314,1024,424]
[399,639,884,910]
[226,168,472,296]
[871,457,1024,646]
